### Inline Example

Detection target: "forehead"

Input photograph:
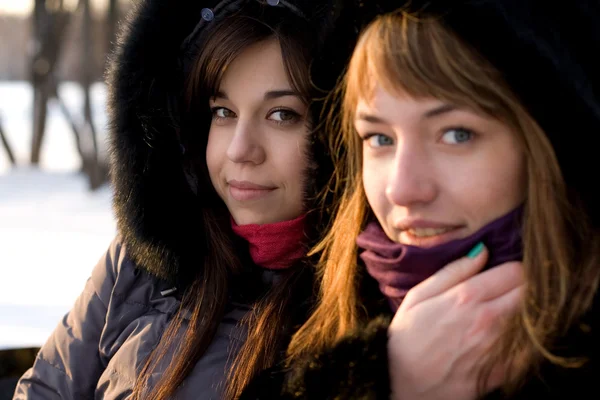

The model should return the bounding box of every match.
[218,39,291,94]
[355,85,443,118]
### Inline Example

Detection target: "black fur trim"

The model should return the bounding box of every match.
[106,0,225,283]
[240,316,392,400]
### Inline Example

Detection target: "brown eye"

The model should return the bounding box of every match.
[211,107,236,119]
[269,109,299,123]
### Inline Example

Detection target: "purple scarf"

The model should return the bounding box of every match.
[356,207,524,311]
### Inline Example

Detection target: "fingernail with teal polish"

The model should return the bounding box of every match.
[467,242,484,258]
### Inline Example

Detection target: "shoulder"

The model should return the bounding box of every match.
[90,235,136,305]
[91,235,177,310]
[241,316,392,400]
[286,316,391,398]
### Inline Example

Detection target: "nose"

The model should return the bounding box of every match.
[385,141,437,207]
[226,118,266,165]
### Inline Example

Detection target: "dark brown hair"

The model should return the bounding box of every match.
[132,7,318,400]
[289,11,600,395]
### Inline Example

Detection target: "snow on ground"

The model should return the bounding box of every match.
[0,81,117,349]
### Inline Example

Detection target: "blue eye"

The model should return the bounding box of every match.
[366,134,394,147]
[441,128,473,144]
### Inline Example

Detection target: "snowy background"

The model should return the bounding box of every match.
[0,81,117,350]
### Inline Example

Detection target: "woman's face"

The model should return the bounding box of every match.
[355,85,527,247]
[206,39,310,225]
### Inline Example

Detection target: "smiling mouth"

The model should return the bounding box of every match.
[398,225,465,248]
[405,227,456,237]
[227,180,277,202]
[228,180,276,190]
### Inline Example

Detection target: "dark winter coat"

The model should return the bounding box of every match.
[239,0,600,399]
[12,0,352,398]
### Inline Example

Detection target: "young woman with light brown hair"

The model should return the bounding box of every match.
[241,1,600,399]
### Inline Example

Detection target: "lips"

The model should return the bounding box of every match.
[394,218,465,247]
[228,180,275,190]
[406,227,455,237]
[227,180,277,202]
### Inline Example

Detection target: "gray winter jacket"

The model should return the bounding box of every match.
[13,237,251,399]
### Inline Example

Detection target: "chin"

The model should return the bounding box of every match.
[231,211,270,226]
[231,214,258,226]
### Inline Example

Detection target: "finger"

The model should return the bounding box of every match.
[460,261,524,303]
[484,284,524,318]
[400,243,488,310]
[463,285,523,346]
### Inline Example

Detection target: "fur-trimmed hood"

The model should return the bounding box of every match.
[105,0,360,285]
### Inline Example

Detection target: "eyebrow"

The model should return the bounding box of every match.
[213,90,301,101]
[264,90,301,100]
[355,103,459,124]
[355,112,389,124]
[423,104,457,118]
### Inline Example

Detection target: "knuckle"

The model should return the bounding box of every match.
[402,290,417,307]
[453,284,479,307]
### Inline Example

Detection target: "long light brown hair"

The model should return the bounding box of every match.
[132,8,320,400]
[289,11,600,394]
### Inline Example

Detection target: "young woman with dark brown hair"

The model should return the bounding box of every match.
[12,1,348,399]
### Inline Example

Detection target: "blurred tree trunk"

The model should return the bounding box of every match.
[30,0,72,165]
[0,118,16,165]
[29,0,111,190]
[80,0,104,190]
[30,0,49,165]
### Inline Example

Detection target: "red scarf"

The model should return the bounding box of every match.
[230,214,307,270]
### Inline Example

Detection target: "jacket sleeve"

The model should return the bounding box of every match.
[12,238,125,400]
[240,316,392,400]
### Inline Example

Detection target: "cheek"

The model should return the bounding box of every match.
[362,155,390,218]
[481,145,526,208]
[498,151,527,206]
[273,134,310,217]
[278,134,310,180]
[206,128,225,180]
[206,129,226,184]
[441,143,526,221]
